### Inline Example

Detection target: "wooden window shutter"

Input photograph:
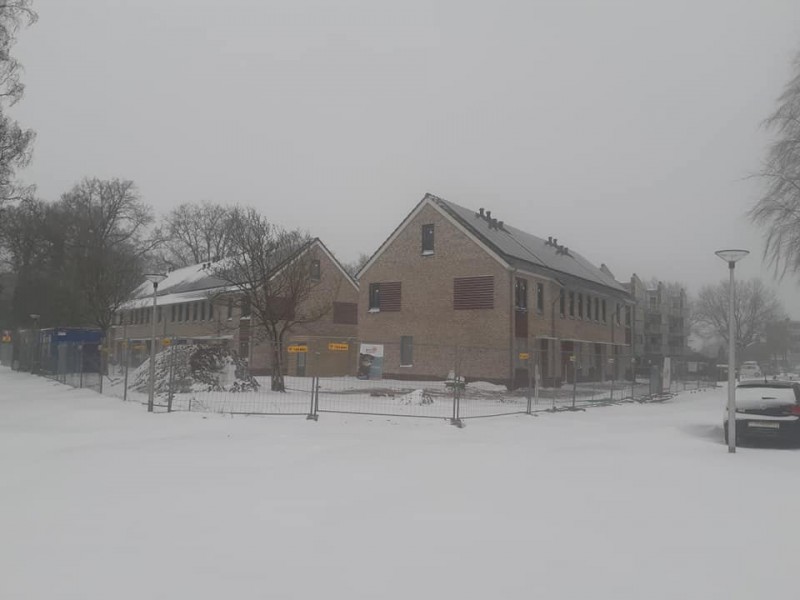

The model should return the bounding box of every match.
[453,276,494,310]
[333,302,358,324]
[379,282,401,311]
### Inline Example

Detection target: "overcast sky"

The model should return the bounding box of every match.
[10,0,800,313]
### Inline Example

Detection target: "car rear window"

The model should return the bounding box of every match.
[736,386,799,403]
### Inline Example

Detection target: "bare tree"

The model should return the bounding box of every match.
[343,252,370,278]
[59,178,157,335]
[0,198,81,327]
[0,1,36,208]
[750,50,800,277]
[692,278,785,358]
[213,208,334,391]
[157,201,236,269]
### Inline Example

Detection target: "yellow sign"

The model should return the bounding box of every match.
[162,338,172,346]
[287,345,308,353]
[1,331,11,343]
[518,352,530,360]
[328,343,349,352]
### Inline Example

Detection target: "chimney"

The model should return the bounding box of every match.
[553,238,558,247]
[498,221,504,231]
[478,208,485,218]
[492,218,498,229]
[485,210,492,221]
[547,236,553,246]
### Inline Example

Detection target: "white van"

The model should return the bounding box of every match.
[739,361,762,381]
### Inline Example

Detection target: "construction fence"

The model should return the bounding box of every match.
[2,328,103,392]
[99,337,719,423]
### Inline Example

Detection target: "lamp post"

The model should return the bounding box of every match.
[144,273,167,412]
[29,313,40,373]
[715,249,749,453]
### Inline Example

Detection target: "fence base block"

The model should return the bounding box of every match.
[306,414,319,422]
[450,418,465,428]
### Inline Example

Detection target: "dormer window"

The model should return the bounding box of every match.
[421,224,434,255]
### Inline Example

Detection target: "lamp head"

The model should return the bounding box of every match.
[144,273,167,285]
[715,249,749,265]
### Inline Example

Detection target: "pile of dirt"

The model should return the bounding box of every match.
[132,345,259,395]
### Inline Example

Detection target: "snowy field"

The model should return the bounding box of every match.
[1,366,798,600]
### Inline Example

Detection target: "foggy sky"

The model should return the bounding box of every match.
[10,0,800,314]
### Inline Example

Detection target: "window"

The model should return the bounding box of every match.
[453,276,494,310]
[616,303,621,325]
[171,305,176,322]
[625,306,631,326]
[333,302,358,325]
[241,297,251,318]
[200,301,206,321]
[401,336,413,366]
[536,283,544,313]
[421,224,434,255]
[369,282,401,312]
[208,301,214,321]
[577,294,583,319]
[559,289,565,317]
[193,303,199,321]
[369,283,380,311]
[179,304,185,322]
[515,278,527,310]
[239,339,249,359]
[569,291,575,317]
[586,295,592,320]
[594,297,600,321]
[227,298,233,319]
[310,259,321,282]
[145,308,150,324]
[602,299,607,323]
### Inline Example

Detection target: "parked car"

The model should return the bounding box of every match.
[724,380,800,445]
[738,361,762,381]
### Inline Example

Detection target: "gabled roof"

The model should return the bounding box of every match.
[360,193,629,298]
[124,238,357,310]
[130,262,229,300]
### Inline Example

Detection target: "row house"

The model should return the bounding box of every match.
[357,193,632,387]
[111,239,359,376]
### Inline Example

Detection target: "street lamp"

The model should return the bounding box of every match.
[144,273,167,412]
[715,249,749,453]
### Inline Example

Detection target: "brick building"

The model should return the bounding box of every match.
[111,239,358,376]
[624,275,689,369]
[357,193,632,386]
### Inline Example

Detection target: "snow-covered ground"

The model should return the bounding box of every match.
[1,366,797,599]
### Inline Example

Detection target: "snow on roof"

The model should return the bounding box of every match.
[130,260,231,300]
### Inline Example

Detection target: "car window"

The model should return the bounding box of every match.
[736,386,797,404]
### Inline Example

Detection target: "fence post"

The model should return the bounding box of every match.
[571,357,577,410]
[79,345,84,388]
[534,359,540,408]
[450,345,464,428]
[167,343,176,413]
[525,354,533,415]
[306,376,318,421]
[123,339,130,402]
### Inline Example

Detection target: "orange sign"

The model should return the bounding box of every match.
[287,345,308,353]
[328,343,349,351]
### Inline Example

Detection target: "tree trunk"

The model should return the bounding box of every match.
[271,337,285,392]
